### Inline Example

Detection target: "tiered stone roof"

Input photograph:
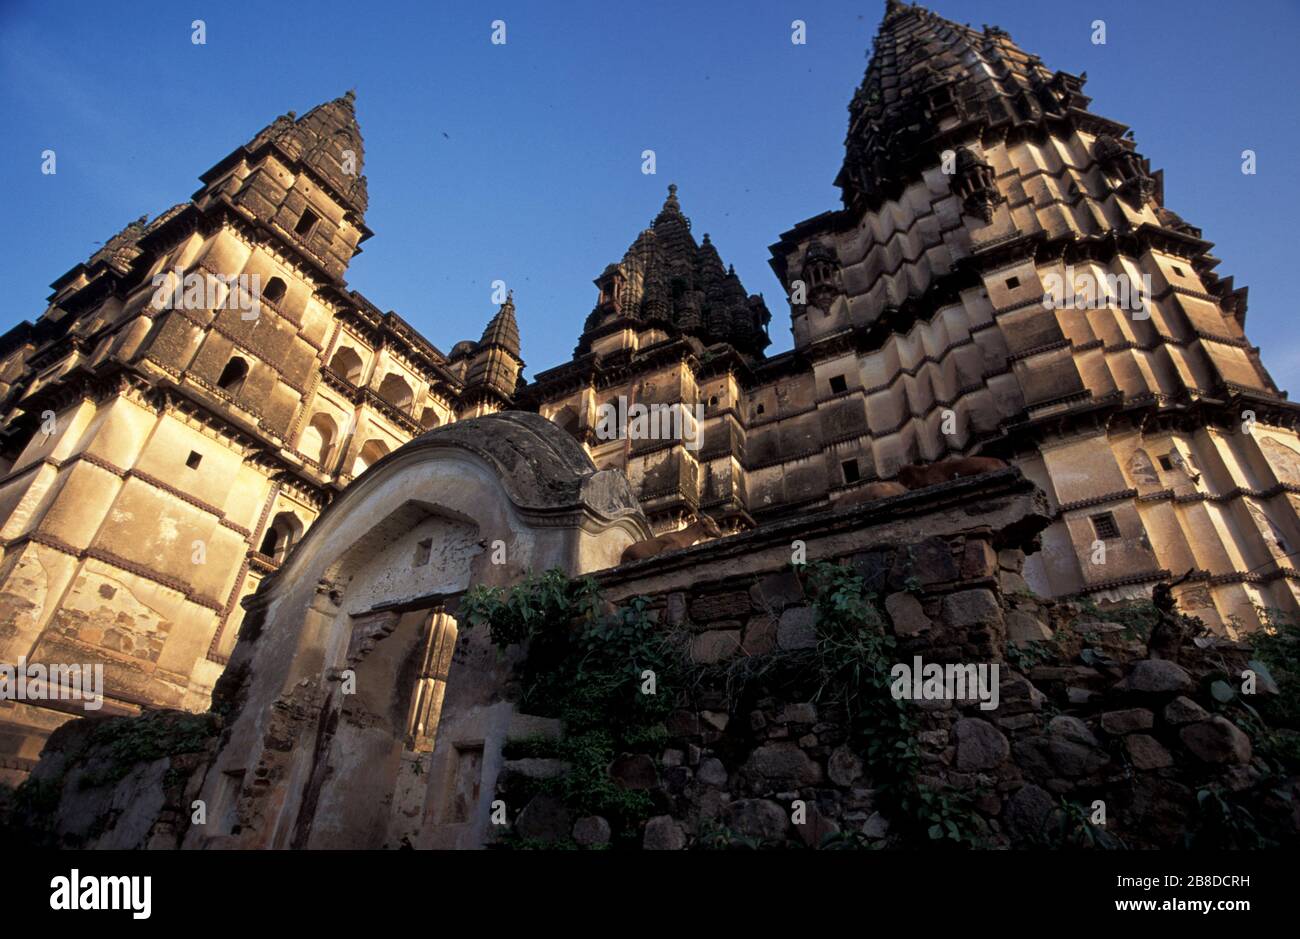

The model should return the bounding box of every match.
[579,185,770,359]
[245,90,369,217]
[462,294,524,405]
[838,1,1083,211]
[476,292,521,356]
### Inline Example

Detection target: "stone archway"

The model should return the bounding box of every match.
[187,412,649,850]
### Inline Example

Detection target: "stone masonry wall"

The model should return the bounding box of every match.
[493,481,1300,850]
[7,471,1298,850]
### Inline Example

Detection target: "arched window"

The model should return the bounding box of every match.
[217,356,249,395]
[378,373,414,411]
[329,346,364,384]
[352,438,390,475]
[258,511,303,564]
[419,407,441,431]
[300,412,337,466]
[263,277,287,305]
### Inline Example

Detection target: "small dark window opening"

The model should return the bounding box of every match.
[217,356,249,394]
[414,538,432,567]
[756,404,765,416]
[1006,276,1021,290]
[263,277,287,304]
[709,396,719,407]
[829,374,848,395]
[842,459,861,484]
[294,208,320,237]
[186,451,202,469]
[1090,512,1120,540]
[1172,265,1185,277]
[258,528,278,556]
[1158,454,1174,471]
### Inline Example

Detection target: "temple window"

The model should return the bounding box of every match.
[1090,512,1120,540]
[294,208,320,238]
[263,277,287,304]
[217,355,249,395]
[329,346,365,384]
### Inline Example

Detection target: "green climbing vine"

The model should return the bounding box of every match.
[465,562,983,849]
[461,570,679,847]
[798,560,983,848]
[2,710,217,849]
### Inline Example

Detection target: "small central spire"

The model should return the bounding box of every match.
[655,183,684,225]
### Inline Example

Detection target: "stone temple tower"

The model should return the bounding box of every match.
[768,1,1300,630]
[0,93,497,782]
[525,184,772,534]
[457,294,524,418]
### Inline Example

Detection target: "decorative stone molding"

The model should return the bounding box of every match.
[1093,134,1156,209]
[953,147,1004,223]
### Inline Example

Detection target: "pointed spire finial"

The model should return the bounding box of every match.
[655,183,684,223]
[478,291,521,356]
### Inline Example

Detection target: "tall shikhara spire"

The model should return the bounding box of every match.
[765,1,1299,628]
[839,2,1082,211]
[243,90,369,217]
[578,184,771,359]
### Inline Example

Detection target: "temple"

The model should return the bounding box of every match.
[0,92,522,783]
[3,1,1298,788]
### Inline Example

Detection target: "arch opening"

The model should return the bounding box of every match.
[330,346,365,384]
[217,356,250,395]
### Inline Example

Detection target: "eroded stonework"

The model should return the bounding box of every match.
[0,95,525,780]
[3,0,1298,800]
[524,1,1300,639]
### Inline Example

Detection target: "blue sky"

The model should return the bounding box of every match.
[2,0,1298,390]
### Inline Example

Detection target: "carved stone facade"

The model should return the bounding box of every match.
[528,1,1300,638]
[3,1,1297,792]
[183,412,648,848]
[0,93,522,783]
[17,449,1296,850]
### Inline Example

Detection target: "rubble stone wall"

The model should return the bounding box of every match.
[491,473,1300,850]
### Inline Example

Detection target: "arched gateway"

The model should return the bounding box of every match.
[186,412,650,849]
